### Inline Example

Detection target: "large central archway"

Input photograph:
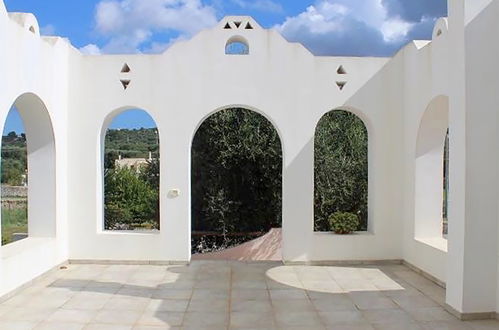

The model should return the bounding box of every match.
[190,107,282,260]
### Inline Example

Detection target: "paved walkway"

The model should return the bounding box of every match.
[0,261,498,329]
[192,228,282,261]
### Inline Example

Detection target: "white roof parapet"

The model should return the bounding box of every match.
[218,16,261,31]
[0,0,6,18]
[8,12,40,36]
[432,17,449,40]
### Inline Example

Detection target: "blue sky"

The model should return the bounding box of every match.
[3,0,446,133]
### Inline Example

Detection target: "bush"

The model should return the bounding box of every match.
[328,212,360,234]
[104,166,159,230]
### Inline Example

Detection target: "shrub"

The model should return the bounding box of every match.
[328,212,360,234]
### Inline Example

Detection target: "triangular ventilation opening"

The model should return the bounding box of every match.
[245,22,253,30]
[121,63,131,73]
[234,21,242,28]
[121,79,131,90]
[337,65,347,75]
[224,22,231,29]
[336,81,347,91]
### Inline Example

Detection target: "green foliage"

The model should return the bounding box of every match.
[1,132,27,185]
[314,110,368,231]
[105,128,159,162]
[104,166,159,230]
[328,212,360,234]
[1,206,28,245]
[192,108,282,234]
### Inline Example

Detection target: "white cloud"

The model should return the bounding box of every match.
[80,44,102,55]
[231,0,283,13]
[275,0,445,56]
[40,24,56,36]
[92,0,218,53]
[381,17,414,42]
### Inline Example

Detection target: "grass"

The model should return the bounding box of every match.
[1,205,27,246]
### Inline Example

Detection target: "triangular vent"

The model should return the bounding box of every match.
[224,22,231,29]
[234,21,242,28]
[121,79,131,90]
[121,63,131,73]
[337,65,347,75]
[336,81,347,91]
[245,22,253,30]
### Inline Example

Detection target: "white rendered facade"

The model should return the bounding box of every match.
[0,0,498,319]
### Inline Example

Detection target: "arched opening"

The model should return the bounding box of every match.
[1,93,56,245]
[191,107,282,259]
[102,109,160,232]
[225,36,249,55]
[415,96,449,240]
[314,110,369,232]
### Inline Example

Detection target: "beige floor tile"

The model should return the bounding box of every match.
[151,289,192,300]
[392,294,440,309]
[182,311,228,327]
[326,324,375,330]
[63,295,111,310]
[231,299,273,313]
[93,309,142,325]
[0,320,39,330]
[335,279,379,292]
[404,307,457,322]
[362,308,415,324]
[46,309,96,323]
[136,311,184,327]
[190,289,229,300]
[232,280,267,289]
[146,299,189,312]
[103,296,150,311]
[311,295,358,312]
[270,289,308,300]
[274,311,322,327]
[319,310,367,326]
[34,321,85,330]
[187,298,228,312]
[1,306,56,323]
[301,280,344,293]
[465,320,499,329]
[133,326,179,330]
[371,322,425,330]
[231,289,269,301]
[230,312,275,328]
[83,325,133,330]
[349,294,398,310]
[272,299,315,312]
[421,320,474,329]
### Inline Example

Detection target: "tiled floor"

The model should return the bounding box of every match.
[0,261,498,330]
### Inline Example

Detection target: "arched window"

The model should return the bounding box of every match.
[415,96,449,240]
[225,36,249,55]
[314,110,368,232]
[102,109,160,232]
[191,108,282,257]
[1,94,56,245]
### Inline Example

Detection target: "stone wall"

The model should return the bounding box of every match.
[1,185,27,198]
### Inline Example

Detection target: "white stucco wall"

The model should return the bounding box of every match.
[2,0,499,316]
[0,7,70,297]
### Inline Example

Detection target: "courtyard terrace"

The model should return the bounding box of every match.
[0,261,497,330]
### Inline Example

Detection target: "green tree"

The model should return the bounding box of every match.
[191,108,282,234]
[104,166,159,230]
[314,110,368,231]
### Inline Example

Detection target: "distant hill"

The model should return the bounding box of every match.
[105,128,159,159]
[0,128,160,183]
